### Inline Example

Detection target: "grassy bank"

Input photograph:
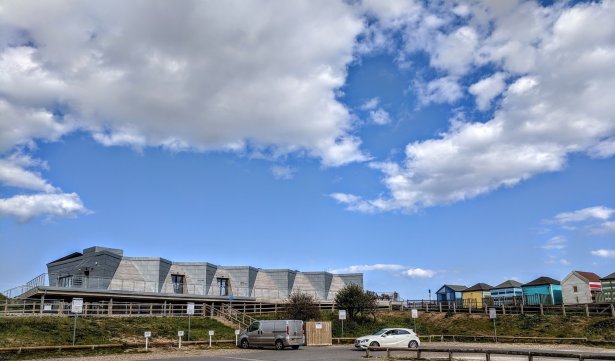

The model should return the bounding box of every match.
[319,311,615,341]
[0,316,235,347]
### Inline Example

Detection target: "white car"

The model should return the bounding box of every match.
[354,328,420,349]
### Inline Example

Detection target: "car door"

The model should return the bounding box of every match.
[246,321,261,345]
[381,330,397,346]
[395,329,411,346]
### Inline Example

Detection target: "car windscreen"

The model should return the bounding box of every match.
[373,329,387,335]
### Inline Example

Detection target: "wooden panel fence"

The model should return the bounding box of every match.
[305,321,332,346]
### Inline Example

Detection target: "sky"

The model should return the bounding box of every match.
[0,0,614,299]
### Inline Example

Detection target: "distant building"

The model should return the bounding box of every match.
[461,283,492,308]
[436,285,466,303]
[490,280,523,306]
[562,271,602,305]
[522,276,562,305]
[43,246,362,302]
[599,272,615,303]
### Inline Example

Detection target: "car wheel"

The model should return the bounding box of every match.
[369,341,380,347]
[291,345,300,350]
[240,339,249,349]
[408,340,419,348]
[275,340,284,350]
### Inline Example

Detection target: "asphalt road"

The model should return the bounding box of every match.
[127,344,615,361]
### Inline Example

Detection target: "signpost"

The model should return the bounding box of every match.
[144,331,151,351]
[187,302,195,340]
[489,308,497,342]
[411,309,418,333]
[208,330,214,347]
[71,298,83,346]
[178,330,184,348]
[235,329,240,346]
[339,309,346,338]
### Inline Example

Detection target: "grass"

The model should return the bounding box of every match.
[0,316,235,347]
[319,311,615,341]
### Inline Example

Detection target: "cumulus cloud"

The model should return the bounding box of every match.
[0,193,88,222]
[331,263,435,278]
[360,98,392,125]
[591,249,615,258]
[415,76,463,105]
[335,1,615,213]
[468,72,507,111]
[402,268,436,278]
[553,206,614,224]
[270,165,296,181]
[0,0,368,167]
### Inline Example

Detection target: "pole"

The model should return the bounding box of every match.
[188,315,191,341]
[72,314,77,346]
[414,318,417,333]
[179,335,182,349]
[145,337,148,351]
[342,319,344,338]
[493,318,497,342]
[209,334,212,348]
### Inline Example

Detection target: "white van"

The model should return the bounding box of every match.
[239,320,304,350]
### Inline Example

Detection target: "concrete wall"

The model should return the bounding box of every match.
[48,248,123,289]
[46,247,363,301]
[562,273,592,305]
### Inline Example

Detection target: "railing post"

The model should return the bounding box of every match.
[386,348,390,359]
[448,350,453,361]
[108,299,113,315]
[486,351,491,361]
[439,303,442,312]
[453,302,456,313]
[562,304,566,316]
[611,304,615,318]
[520,303,524,315]
[539,304,543,316]
[40,295,45,315]
[584,304,589,317]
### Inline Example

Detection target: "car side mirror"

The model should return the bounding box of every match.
[381,334,386,338]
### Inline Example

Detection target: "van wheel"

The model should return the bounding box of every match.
[240,339,249,349]
[408,340,419,348]
[275,340,284,350]
[291,345,300,350]
[369,341,380,347]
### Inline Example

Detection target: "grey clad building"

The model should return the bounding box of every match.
[41,246,362,302]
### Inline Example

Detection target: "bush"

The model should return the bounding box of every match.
[284,292,320,321]
[334,284,377,321]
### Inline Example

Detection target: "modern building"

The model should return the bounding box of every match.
[490,280,523,306]
[436,285,466,303]
[522,276,562,305]
[38,246,362,302]
[561,271,602,305]
[461,283,492,308]
[600,272,615,303]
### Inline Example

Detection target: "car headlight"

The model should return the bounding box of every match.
[360,339,368,343]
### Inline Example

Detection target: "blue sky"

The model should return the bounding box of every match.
[1,0,614,298]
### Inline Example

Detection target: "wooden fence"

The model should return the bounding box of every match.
[305,321,332,346]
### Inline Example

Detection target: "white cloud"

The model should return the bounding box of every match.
[336,1,615,213]
[591,221,615,235]
[270,165,296,181]
[361,98,380,111]
[0,156,57,193]
[0,193,88,222]
[416,76,463,105]
[361,98,392,125]
[542,236,567,250]
[0,0,368,167]
[591,249,615,258]
[468,72,507,111]
[553,206,614,224]
[402,268,436,278]
[331,263,435,278]
[560,259,571,266]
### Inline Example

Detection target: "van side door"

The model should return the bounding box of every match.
[246,322,261,345]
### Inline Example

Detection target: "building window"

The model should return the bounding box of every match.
[58,275,73,288]
[217,278,229,296]
[172,274,185,294]
[573,286,578,293]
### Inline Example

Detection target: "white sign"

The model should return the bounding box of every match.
[43,304,52,311]
[144,331,151,338]
[338,310,346,320]
[187,302,195,315]
[208,330,215,336]
[178,331,184,337]
[315,322,322,329]
[411,309,418,319]
[71,298,83,314]
[235,330,241,335]
[489,308,497,319]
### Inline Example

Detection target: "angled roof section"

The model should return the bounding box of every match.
[463,283,493,292]
[600,272,615,281]
[575,271,601,282]
[523,276,560,286]
[445,285,467,292]
[47,252,82,265]
[493,280,523,289]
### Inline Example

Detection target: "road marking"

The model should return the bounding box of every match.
[219,357,267,361]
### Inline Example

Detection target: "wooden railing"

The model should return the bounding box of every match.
[364,346,615,360]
